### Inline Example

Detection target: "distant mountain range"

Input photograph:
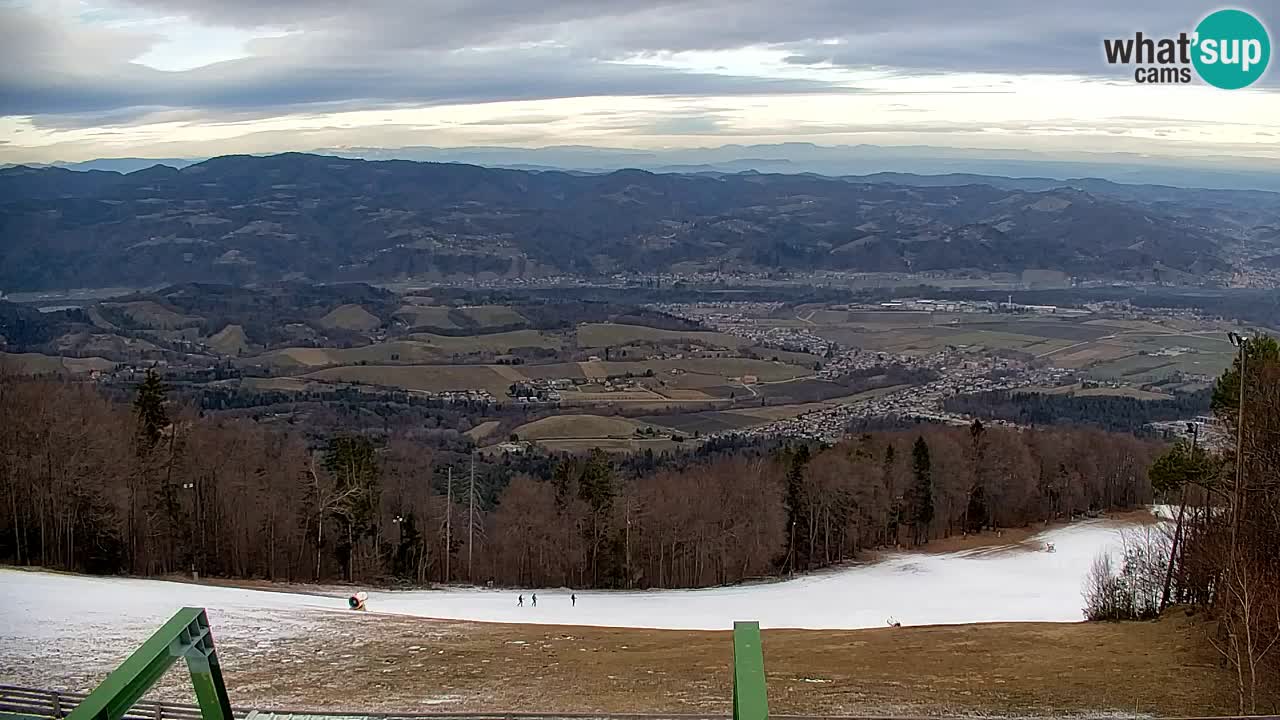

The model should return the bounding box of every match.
[10,142,1279,192]
[2,152,1277,292]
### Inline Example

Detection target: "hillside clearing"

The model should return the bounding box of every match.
[316,304,382,332]
[513,414,658,440]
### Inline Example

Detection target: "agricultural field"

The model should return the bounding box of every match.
[303,364,515,396]
[576,322,749,349]
[392,304,460,329]
[772,307,1238,383]
[255,341,445,368]
[107,301,201,329]
[0,351,114,375]
[512,414,660,440]
[458,305,527,327]
[206,324,250,356]
[316,304,382,332]
[406,329,562,353]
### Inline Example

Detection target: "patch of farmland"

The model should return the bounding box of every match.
[577,323,749,349]
[316,304,382,332]
[303,364,513,395]
[513,414,657,440]
[392,305,460,329]
[206,324,250,356]
[460,306,527,327]
[407,330,562,353]
[640,411,758,434]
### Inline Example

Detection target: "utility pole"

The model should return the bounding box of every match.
[446,467,453,584]
[468,451,475,583]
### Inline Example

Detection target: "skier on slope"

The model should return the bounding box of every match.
[518,594,524,607]
[532,593,537,607]
[571,593,576,607]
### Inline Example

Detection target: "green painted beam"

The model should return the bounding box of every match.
[732,621,768,720]
[67,608,231,720]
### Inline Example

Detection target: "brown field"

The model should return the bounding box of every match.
[577,323,749,349]
[461,305,527,327]
[206,324,250,356]
[407,330,562,353]
[537,437,691,454]
[0,351,114,375]
[115,612,1235,717]
[392,305,459,329]
[316,304,382,332]
[110,300,200,329]
[651,387,717,401]
[464,420,500,442]
[513,414,658,440]
[238,376,314,392]
[563,390,671,403]
[257,341,444,368]
[600,358,812,383]
[303,364,513,395]
[578,360,608,380]
[1050,343,1136,368]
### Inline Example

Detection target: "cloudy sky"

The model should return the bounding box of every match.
[1,0,1277,163]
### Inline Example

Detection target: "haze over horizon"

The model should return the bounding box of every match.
[2,1,1278,166]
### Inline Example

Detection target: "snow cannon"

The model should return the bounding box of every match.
[349,591,368,611]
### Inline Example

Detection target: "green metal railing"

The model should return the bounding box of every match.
[57,609,768,720]
[65,608,232,720]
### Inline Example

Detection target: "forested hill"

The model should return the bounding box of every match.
[0,373,1157,588]
[0,153,1234,290]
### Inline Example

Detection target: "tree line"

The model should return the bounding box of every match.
[944,388,1211,434]
[1121,334,1280,712]
[0,367,1160,590]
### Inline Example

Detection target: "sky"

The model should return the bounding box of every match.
[1,0,1278,164]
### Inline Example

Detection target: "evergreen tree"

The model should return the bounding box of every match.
[133,369,169,450]
[322,436,380,582]
[784,444,812,571]
[911,436,934,546]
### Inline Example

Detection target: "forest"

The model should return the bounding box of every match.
[944,388,1212,433]
[0,368,1158,590]
[1082,334,1280,712]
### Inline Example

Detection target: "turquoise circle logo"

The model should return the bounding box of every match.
[1192,9,1270,89]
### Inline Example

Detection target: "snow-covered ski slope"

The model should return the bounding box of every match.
[1,519,1133,645]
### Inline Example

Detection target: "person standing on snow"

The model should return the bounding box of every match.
[531,593,537,607]
[518,594,524,607]
[571,593,576,607]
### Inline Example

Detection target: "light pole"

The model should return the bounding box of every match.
[1227,332,1248,557]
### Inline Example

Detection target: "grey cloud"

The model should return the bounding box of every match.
[4,0,1279,127]
[0,6,850,121]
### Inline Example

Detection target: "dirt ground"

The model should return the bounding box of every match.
[131,612,1234,717]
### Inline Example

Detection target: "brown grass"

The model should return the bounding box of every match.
[128,613,1234,717]
[316,304,382,332]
